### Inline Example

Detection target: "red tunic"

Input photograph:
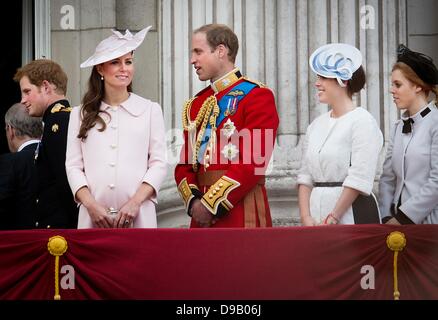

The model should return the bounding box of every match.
[175,74,279,228]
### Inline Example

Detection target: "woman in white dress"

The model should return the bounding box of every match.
[297,43,383,226]
[379,45,438,225]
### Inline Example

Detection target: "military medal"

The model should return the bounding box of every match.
[222,119,236,138]
[221,143,239,160]
[224,97,239,116]
[229,98,238,115]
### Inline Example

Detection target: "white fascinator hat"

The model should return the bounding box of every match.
[309,43,362,87]
[80,26,152,68]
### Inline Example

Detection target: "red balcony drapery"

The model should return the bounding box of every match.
[0,225,437,300]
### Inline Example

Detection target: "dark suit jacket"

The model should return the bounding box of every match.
[35,100,78,228]
[0,143,38,229]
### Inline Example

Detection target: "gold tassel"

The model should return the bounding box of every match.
[47,235,68,300]
[386,231,407,300]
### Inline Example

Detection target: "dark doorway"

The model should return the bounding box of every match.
[0,1,24,154]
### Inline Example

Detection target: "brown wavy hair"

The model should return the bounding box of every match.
[78,66,132,140]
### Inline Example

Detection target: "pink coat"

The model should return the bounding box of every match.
[66,93,167,228]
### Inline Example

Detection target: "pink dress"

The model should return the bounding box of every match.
[66,93,167,228]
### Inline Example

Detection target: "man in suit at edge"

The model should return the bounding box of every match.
[0,103,42,229]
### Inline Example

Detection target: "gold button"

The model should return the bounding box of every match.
[209,194,213,199]
[219,183,223,187]
[212,190,217,195]
[215,187,220,191]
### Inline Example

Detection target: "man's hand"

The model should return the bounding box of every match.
[191,199,217,227]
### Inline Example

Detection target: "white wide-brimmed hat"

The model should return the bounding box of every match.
[309,43,362,87]
[80,26,152,68]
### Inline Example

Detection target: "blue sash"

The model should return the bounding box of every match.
[197,81,257,163]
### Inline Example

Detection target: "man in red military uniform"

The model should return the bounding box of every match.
[175,24,279,228]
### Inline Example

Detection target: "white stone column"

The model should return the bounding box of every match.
[35,0,51,59]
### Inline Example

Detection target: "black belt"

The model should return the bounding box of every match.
[313,182,343,187]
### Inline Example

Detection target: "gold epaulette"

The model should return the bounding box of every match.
[201,176,240,215]
[243,77,268,89]
[51,103,72,113]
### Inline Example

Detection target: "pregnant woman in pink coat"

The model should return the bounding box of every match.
[66,26,167,228]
